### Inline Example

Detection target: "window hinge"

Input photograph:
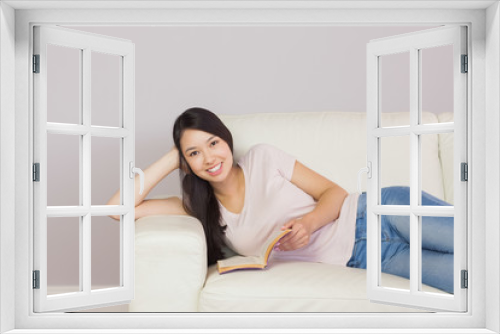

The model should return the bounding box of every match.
[33,270,40,289]
[461,162,468,182]
[33,54,40,73]
[461,54,468,73]
[461,270,468,289]
[33,163,40,182]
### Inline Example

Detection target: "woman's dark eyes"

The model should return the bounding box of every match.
[188,141,218,157]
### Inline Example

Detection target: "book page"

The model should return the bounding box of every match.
[217,229,292,273]
[259,229,292,258]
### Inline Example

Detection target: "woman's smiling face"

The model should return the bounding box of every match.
[180,129,234,183]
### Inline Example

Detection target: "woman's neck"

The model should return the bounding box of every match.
[211,165,245,202]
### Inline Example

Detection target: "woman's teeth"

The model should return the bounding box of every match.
[208,163,222,173]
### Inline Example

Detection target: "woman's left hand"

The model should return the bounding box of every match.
[278,218,313,251]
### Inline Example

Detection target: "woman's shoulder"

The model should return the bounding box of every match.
[239,143,282,169]
[245,143,284,158]
[241,144,295,177]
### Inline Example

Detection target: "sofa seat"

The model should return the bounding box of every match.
[199,260,441,312]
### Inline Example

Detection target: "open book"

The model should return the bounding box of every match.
[217,229,292,274]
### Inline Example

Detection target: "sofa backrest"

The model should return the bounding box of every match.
[219,111,451,203]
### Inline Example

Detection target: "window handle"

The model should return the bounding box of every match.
[357,161,372,194]
[129,162,145,195]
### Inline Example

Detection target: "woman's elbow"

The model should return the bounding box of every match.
[338,186,349,199]
[330,182,348,199]
[108,214,121,221]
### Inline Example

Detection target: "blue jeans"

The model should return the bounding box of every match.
[346,186,454,294]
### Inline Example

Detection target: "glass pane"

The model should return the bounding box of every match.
[91,216,121,290]
[91,52,122,127]
[420,45,454,125]
[380,136,410,205]
[47,134,80,206]
[47,44,81,124]
[380,214,410,291]
[92,137,121,206]
[421,133,454,205]
[47,217,80,295]
[380,52,410,128]
[420,215,454,295]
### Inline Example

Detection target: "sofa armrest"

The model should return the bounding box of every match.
[128,215,207,312]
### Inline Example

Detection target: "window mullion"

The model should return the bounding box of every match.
[416,47,424,294]
[373,205,454,216]
[46,123,130,138]
[122,52,135,292]
[409,47,420,294]
[410,213,420,293]
[372,124,455,138]
[81,48,92,295]
[81,214,91,294]
[46,205,129,217]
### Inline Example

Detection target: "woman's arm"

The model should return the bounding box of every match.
[107,147,187,220]
[278,161,348,251]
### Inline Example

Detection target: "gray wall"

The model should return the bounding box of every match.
[47,25,448,287]
[73,25,450,198]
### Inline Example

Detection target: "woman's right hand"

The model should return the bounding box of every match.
[167,146,180,171]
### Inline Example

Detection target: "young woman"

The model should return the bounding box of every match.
[108,107,454,294]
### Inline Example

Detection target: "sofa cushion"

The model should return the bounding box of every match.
[199,260,442,312]
[219,111,445,200]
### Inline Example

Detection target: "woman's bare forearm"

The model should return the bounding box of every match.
[302,185,348,233]
[106,148,180,207]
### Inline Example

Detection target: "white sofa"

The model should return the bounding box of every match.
[129,111,454,312]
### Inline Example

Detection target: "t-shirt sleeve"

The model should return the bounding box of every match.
[241,144,296,181]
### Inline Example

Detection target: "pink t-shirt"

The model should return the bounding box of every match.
[219,144,359,266]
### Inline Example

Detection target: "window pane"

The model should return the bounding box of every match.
[47,217,80,295]
[420,215,454,295]
[380,136,410,205]
[421,133,453,205]
[91,215,121,290]
[379,52,410,128]
[420,45,454,125]
[92,137,121,206]
[47,134,80,206]
[47,44,81,124]
[380,215,410,291]
[91,52,122,127]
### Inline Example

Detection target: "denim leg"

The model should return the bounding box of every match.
[380,242,454,294]
[421,191,454,253]
[347,187,454,293]
[346,193,367,269]
[421,249,454,293]
[381,187,454,253]
[380,240,410,280]
[380,187,454,293]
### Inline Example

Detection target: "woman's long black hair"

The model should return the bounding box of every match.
[173,107,233,265]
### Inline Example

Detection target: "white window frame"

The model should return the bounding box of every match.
[32,25,136,313]
[1,2,499,333]
[366,26,468,312]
